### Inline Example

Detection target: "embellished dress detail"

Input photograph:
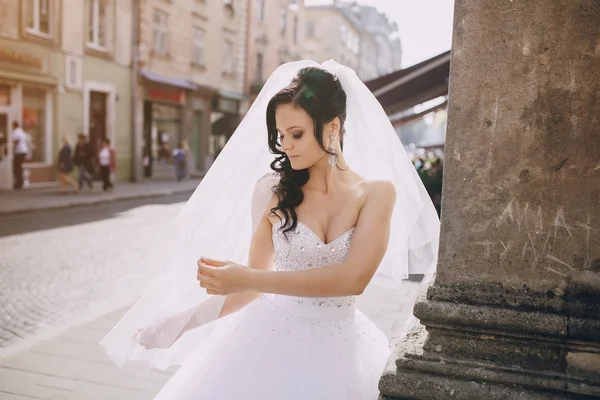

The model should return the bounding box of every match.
[153,220,390,400]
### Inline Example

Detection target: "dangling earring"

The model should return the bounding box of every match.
[328,133,337,167]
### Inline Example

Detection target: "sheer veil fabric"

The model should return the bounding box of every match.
[100,60,440,370]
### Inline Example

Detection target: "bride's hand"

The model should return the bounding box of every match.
[135,325,173,349]
[197,257,253,295]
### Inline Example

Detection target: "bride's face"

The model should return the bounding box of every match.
[275,103,326,170]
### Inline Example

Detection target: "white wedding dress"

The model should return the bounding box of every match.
[100,61,440,398]
[153,219,391,399]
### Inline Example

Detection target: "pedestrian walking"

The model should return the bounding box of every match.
[73,133,94,191]
[98,138,115,192]
[57,135,78,194]
[11,121,29,190]
[172,142,187,181]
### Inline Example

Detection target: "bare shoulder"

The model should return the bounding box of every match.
[361,179,396,206]
[352,179,396,238]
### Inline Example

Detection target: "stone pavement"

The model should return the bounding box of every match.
[0,309,173,400]
[0,282,426,399]
[0,198,184,354]
[0,179,201,215]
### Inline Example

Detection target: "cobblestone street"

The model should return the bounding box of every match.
[0,194,190,356]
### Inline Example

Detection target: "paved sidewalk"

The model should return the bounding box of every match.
[0,180,201,215]
[0,281,426,399]
[0,309,173,400]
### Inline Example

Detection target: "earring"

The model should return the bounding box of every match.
[328,133,337,167]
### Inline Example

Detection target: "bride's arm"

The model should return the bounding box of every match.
[215,211,275,318]
[138,201,275,349]
[181,196,276,332]
[199,181,396,298]
[249,181,395,297]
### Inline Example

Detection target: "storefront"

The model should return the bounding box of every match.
[137,71,245,179]
[0,43,57,190]
[190,85,216,175]
[209,90,245,161]
[139,70,195,179]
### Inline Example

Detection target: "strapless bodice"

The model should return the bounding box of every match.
[272,220,355,308]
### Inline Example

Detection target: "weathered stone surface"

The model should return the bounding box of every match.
[379,0,600,398]
[566,351,600,380]
[436,0,600,290]
[380,324,600,400]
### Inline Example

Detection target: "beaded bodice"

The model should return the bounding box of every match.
[272,220,356,308]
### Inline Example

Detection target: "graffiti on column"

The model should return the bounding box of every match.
[475,198,597,276]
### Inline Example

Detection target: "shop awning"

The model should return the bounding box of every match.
[0,70,57,86]
[140,69,197,90]
[365,51,451,114]
[218,89,248,102]
[213,90,249,114]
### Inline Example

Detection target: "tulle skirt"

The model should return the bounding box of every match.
[154,294,390,400]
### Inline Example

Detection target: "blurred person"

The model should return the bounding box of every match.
[11,121,28,190]
[73,133,94,190]
[142,144,152,178]
[429,158,444,216]
[57,135,78,194]
[157,131,171,163]
[98,138,115,192]
[172,142,187,181]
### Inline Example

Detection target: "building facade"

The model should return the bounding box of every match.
[345,3,403,75]
[301,2,403,81]
[301,6,361,73]
[133,0,248,181]
[0,0,132,190]
[245,0,305,97]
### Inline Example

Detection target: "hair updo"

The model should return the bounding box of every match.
[266,67,348,235]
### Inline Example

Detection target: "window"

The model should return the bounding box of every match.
[22,88,48,163]
[65,56,83,90]
[25,0,52,37]
[193,28,205,65]
[255,53,264,82]
[306,20,314,37]
[293,15,298,44]
[0,86,10,106]
[257,0,266,22]
[346,33,359,54]
[152,10,168,56]
[280,6,287,34]
[223,41,234,74]
[354,36,360,54]
[88,0,108,50]
[340,25,347,44]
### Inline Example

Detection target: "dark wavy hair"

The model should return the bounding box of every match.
[266,67,348,236]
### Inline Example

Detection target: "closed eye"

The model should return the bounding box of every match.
[277,131,303,144]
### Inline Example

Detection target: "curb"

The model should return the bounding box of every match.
[0,187,196,216]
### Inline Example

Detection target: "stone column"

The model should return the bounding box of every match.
[380,1,600,399]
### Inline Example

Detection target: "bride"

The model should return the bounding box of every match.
[101,60,439,399]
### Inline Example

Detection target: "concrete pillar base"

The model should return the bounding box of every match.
[378,286,600,400]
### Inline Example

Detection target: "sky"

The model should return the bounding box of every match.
[304,0,455,68]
